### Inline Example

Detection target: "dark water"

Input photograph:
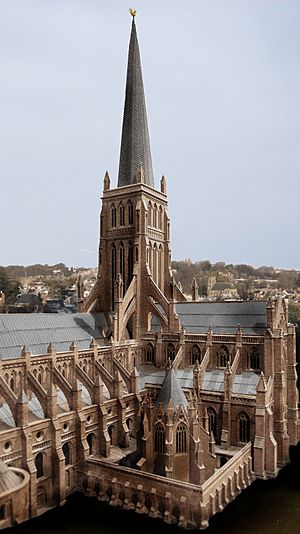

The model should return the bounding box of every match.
[6,447,300,534]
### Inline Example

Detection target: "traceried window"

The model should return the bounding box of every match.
[154,423,165,453]
[239,412,250,443]
[145,342,155,363]
[191,344,201,365]
[218,345,229,367]
[176,423,187,453]
[249,347,260,371]
[167,343,176,362]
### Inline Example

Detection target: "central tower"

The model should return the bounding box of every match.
[84,15,184,340]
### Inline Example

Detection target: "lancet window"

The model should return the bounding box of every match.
[239,412,250,443]
[119,203,125,226]
[176,423,187,453]
[111,205,116,227]
[62,442,71,465]
[207,407,217,439]
[154,423,165,453]
[35,452,44,478]
[128,201,133,224]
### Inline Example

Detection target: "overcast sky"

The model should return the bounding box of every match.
[1,1,300,269]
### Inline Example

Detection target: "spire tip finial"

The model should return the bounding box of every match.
[129,8,137,19]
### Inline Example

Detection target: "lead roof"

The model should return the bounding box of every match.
[0,313,106,360]
[175,301,267,335]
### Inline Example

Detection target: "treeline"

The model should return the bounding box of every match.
[0,263,75,279]
[0,268,21,308]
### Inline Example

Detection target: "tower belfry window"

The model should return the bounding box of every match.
[119,204,125,226]
[111,244,117,307]
[128,201,133,224]
[111,205,116,227]
[120,242,125,281]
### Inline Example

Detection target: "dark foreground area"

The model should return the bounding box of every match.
[5,446,300,534]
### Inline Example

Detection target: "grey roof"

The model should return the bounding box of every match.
[176,301,267,335]
[0,313,106,359]
[232,371,260,395]
[155,368,188,410]
[118,19,154,188]
[139,365,259,395]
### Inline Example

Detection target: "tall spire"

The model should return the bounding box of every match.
[117,16,154,188]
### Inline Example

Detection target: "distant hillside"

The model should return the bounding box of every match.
[0,263,76,278]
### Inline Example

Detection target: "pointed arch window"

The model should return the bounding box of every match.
[155,423,165,453]
[119,242,125,282]
[153,204,158,228]
[111,205,116,227]
[145,342,155,363]
[207,407,217,439]
[128,201,133,225]
[35,452,44,478]
[158,206,163,229]
[239,412,250,443]
[119,203,125,226]
[127,241,133,287]
[167,343,176,362]
[148,201,152,227]
[111,243,116,308]
[191,344,201,365]
[218,345,229,368]
[176,423,187,453]
[62,442,71,465]
[249,347,260,371]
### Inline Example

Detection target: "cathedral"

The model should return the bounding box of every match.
[0,15,299,530]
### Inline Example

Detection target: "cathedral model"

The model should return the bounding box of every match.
[0,13,299,530]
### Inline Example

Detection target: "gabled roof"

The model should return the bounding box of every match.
[155,368,188,411]
[117,19,154,188]
[175,301,267,335]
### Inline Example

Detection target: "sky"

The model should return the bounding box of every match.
[1,0,300,269]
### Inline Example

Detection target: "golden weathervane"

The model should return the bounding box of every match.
[129,8,137,18]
